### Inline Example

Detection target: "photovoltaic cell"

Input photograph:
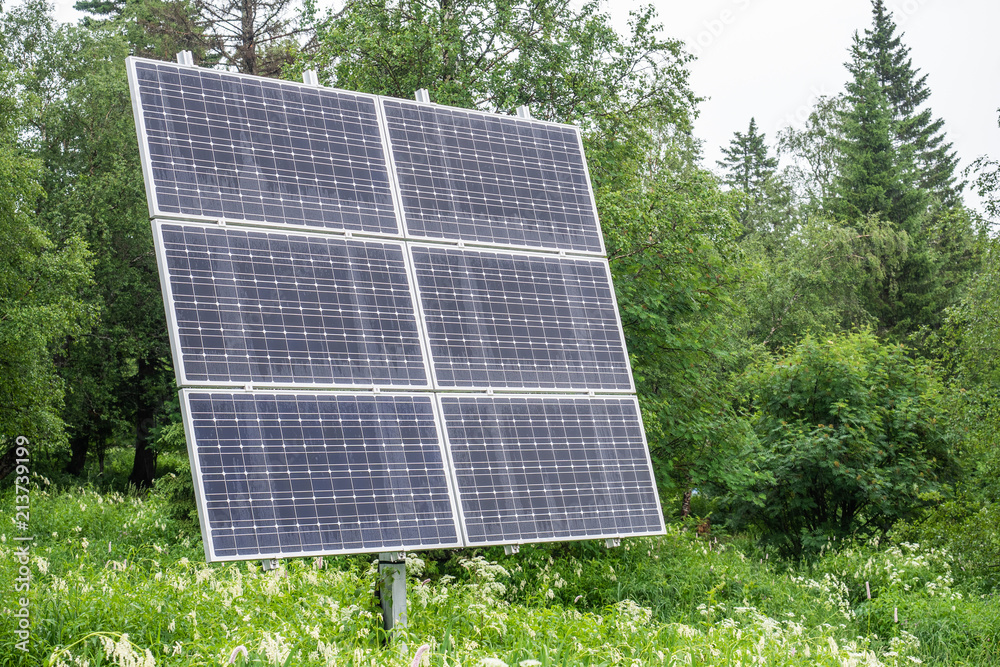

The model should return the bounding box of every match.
[440,395,664,545]
[156,222,428,387]
[411,245,632,390]
[383,100,603,253]
[183,391,460,560]
[130,59,398,234]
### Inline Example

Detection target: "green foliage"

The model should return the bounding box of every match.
[729,332,958,557]
[739,215,909,350]
[3,3,175,481]
[0,15,93,453]
[830,64,926,229]
[601,167,759,504]
[716,117,792,242]
[819,3,977,342]
[305,0,697,134]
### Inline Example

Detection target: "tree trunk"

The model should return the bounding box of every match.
[66,432,89,476]
[680,488,692,518]
[128,357,160,489]
[0,444,18,480]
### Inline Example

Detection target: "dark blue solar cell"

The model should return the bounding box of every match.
[411,245,632,390]
[185,391,460,560]
[156,221,428,388]
[383,99,602,253]
[129,58,398,234]
[440,395,664,545]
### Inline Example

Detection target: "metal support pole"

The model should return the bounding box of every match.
[414,88,431,104]
[378,551,407,640]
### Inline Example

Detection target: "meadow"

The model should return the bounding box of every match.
[0,452,996,667]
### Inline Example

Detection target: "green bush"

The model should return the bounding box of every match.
[727,332,958,557]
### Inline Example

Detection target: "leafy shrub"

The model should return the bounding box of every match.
[727,332,958,557]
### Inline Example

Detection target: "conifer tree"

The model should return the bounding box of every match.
[717,117,777,197]
[849,0,962,205]
[830,66,926,231]
[717,117,787,239]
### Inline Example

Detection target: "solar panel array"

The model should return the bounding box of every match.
[129,56,664,562]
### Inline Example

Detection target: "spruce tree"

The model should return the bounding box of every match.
[717,117,785,238]
[831,66,926,231]
[850,0,962,205]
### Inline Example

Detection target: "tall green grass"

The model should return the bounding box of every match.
[0,467,996,666]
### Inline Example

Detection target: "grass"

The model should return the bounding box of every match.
[0,454,997,666]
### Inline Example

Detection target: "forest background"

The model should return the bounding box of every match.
[1,0,999,664]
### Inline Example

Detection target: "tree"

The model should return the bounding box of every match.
[826,50,977,341]
[729,332,958,557]
[5,2,175,485]
[304,0,697,141]
[738,215,909,351]
[0,9,92,465]
[968,109,1000,221]
[850,0,962,205]
[829,66,926,228]
[778,95,845,213]
[716,118,797,248]
[197,0,304,75]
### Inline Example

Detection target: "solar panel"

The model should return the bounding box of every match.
[410,245,633,391]
[439,395,664,545]
[182,391,461,561]
[154,221,429,388]
[128,58,399,234]
[128,59,665,559]
[382,99,604,254]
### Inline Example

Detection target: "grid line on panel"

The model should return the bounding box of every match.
[185,391,460,560]
[158,222,428,387]
[411,245,632,390]
[440,395,663,545]
[383,100,602,253]
[132,59,398,233]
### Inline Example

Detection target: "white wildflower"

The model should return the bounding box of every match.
[477,659,508,667]
[259,632,291,665]
[99,633,156,667]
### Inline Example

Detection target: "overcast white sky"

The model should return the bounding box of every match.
[49,0,1000,212]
